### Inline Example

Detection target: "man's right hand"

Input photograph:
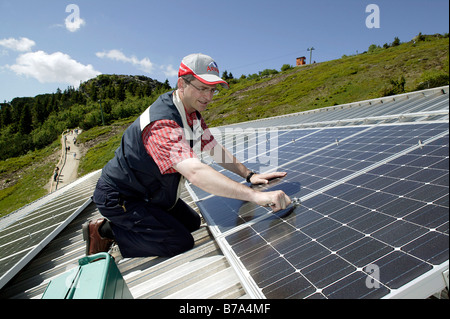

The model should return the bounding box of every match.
[253,190,291,212]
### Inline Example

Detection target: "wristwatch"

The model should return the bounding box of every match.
[246,171,257,184]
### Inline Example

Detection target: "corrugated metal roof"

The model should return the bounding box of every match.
[0,85,448,299]
[0,187,248,299]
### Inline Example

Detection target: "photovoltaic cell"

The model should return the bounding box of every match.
[189,122,449,298]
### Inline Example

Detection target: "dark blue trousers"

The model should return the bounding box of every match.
[92,177,201,258]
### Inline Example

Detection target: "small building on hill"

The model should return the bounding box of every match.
[296,56,306,66]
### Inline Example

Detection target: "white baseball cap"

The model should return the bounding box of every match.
[178,53,229,88]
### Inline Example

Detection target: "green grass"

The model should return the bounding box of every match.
[77,117,134,176]
[78,128,125,176]
[76,126,112,144]
[0,162,53,214]
[0,141,60,217]
[204,37,449,126]
[0,140,59,175]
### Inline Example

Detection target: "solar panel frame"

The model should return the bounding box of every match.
[187,120,449,299]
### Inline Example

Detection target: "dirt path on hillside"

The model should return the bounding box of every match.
[49,129,82,192]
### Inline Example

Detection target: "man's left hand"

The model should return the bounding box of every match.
[250,172,287,185]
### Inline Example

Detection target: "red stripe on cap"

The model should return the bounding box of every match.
[178,62,194,77]
[193,74,229,88]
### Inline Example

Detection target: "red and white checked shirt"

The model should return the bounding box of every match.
[141,110,217,175]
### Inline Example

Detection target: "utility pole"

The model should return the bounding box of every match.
[307,47,315,64]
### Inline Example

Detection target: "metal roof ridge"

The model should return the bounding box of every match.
[216,85,449,129]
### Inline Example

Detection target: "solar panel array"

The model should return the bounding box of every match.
[223,88,449,130]
[187,120,449,298]
[0,171,100,290]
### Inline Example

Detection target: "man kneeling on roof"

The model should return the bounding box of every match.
[83,53,291,258]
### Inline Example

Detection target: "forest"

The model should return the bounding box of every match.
[0,74,171,160]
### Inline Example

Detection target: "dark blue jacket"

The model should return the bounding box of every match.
[101,91,201,209]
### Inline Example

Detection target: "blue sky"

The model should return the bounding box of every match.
[0,0,448,102]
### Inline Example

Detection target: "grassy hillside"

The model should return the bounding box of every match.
[0,141,60,217]
[204,35,449,126]
[0,34,448,218]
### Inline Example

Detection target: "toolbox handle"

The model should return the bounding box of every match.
[78,252,111,266]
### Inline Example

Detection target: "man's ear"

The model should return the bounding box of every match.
[177,77,186,91]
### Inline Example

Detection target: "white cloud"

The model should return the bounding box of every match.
[96,49,154,73]
[161,64,178,78]
[0,37,36,52]
[8,50,101,86]
[65,16,86,32]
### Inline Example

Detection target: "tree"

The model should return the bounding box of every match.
[163,79,171,90]
[115,80,126,101]
[281,64,293,72]
[259,69,278,77]
[90,84,98,102]
[144,84,152,97]
[417,32,426,42]
[392,37,401,47]
[222,70,229,80]
[19,103,33,135]
[1,103,12,127]
[106,84,115,99]
[368,44,380,53]
[50,94,59,114]
[222,70,234,81]
[128,82,137,96]
[33,99,47,126]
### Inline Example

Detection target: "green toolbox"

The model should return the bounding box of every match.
[42,252,133,299]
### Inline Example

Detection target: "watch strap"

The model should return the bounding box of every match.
[246,171,257,183]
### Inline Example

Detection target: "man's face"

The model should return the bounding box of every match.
[179,78,217,114]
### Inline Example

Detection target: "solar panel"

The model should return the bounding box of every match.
[0,170,101,290]
[222,88,449,130]
[187,121,449,298]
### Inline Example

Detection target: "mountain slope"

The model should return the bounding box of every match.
[204,35,449,127]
